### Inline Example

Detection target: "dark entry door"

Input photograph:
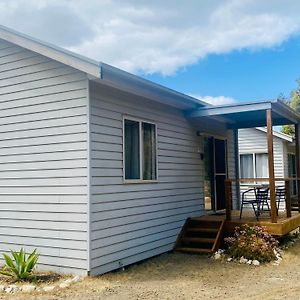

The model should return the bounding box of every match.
[204,137,227,211]
[214,139,227,210]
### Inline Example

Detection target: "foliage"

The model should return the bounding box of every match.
[224,224,278,262]
[281,79,300,136]
[0,248,39,281]
[278,231,300,248]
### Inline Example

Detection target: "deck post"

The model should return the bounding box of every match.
[266,109,277,223]
[233,129,241,209]
[225,180,232,221]
[285,180,292,218]
[295,123,300,212]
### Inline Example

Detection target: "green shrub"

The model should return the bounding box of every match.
[0,248,39,281]
[224,224,278,262]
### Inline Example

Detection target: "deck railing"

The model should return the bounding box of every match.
[225,178,300,223]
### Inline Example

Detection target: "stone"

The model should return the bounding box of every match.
[214,253,221,260]
[5,285,18,293]
[252,260,260,266]
[43,285,56,292]
[227,257,233,262]
[71,275,82,283]
[59,282,70,289]
[239,257,248,264]
[0,285,5,292]
[21,285,36,293]
[247,260,252,265]
[64,279,73,285]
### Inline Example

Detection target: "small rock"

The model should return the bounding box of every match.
[252,260,260,266]
[64,279,73,284]
[227,257,233,262]
[239,257,248,264]
[214,253,221,260]
[43,285,56,292]
[0,285,5,291]
[59,282,70,289]
[71,275,82,283]
[5,285,18,293]
[247,260,252,265]
[21,285,36,293]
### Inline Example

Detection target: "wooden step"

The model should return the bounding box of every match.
[176,247,212,254]
[182,237,215,244]
[174,217,225,254]
[186,227,219,233]
[189,219,223,228]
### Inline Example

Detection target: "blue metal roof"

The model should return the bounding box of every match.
[188,100,300,128]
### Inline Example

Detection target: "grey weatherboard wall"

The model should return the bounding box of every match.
[238,128,291,179]
[0,33,238,276]
[0,39,89,274]
[88,82,204,275]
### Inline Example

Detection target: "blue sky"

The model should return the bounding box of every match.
[2,0,300,105]
[144,35,300,104]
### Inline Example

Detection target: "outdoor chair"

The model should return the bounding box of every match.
[239,187,270,221]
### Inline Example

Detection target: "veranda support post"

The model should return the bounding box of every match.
[225,180,232,221]
[285,180,292,218]
[266,109,277,223]
[295,124,300,212]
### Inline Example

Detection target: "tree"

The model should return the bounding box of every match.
[281,79,300,136]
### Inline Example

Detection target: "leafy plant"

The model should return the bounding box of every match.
[224,224,279,262]
[0,248,39,281]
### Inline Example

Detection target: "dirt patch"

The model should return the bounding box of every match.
[2,240,300,300]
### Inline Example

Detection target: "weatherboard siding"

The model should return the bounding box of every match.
[0,40,88,274]
[238,128,288,210]
[238,128,285,178]
[89,82,204,275]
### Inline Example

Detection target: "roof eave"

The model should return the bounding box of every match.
[0,24,101,78]
[0,24,208,110]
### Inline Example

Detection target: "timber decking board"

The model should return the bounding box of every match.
[199,211,300,236]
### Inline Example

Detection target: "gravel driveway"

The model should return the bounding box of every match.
[2,239,300,300]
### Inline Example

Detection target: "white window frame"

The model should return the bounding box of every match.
[239,152,269,179]
[123,116,158,183]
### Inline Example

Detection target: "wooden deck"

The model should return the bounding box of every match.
[194,210,300,236]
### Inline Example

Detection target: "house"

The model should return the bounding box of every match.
[0,25,300,276]
[239,128,296,201]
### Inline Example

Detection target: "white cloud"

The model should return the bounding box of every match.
[1,0,300,75]
[190,94,236,106]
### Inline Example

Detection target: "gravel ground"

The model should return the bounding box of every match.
[1,239,300,300]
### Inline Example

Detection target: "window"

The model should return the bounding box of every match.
[240,153,269,179]
[240,154,254,178]
[124,118,157,181]
[255,153,268,178]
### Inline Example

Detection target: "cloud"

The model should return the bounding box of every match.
[190,94,236,106]
[1,0,300,75]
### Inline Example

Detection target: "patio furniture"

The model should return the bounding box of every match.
[240,187,270,221]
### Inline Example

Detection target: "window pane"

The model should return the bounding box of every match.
[214,139,226,174]
[240,154,254,178]
[124,119,140,179]
[255,153,269,178]
[142,122,157,180]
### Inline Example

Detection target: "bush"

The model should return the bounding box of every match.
[0,248,39,281]
[224,224,278,262]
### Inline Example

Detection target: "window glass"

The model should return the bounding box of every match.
[124,118,157,181]
[143,122,157,180]
[255,153,269,178]
[240,154,254,178]
[124,119,140,179]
